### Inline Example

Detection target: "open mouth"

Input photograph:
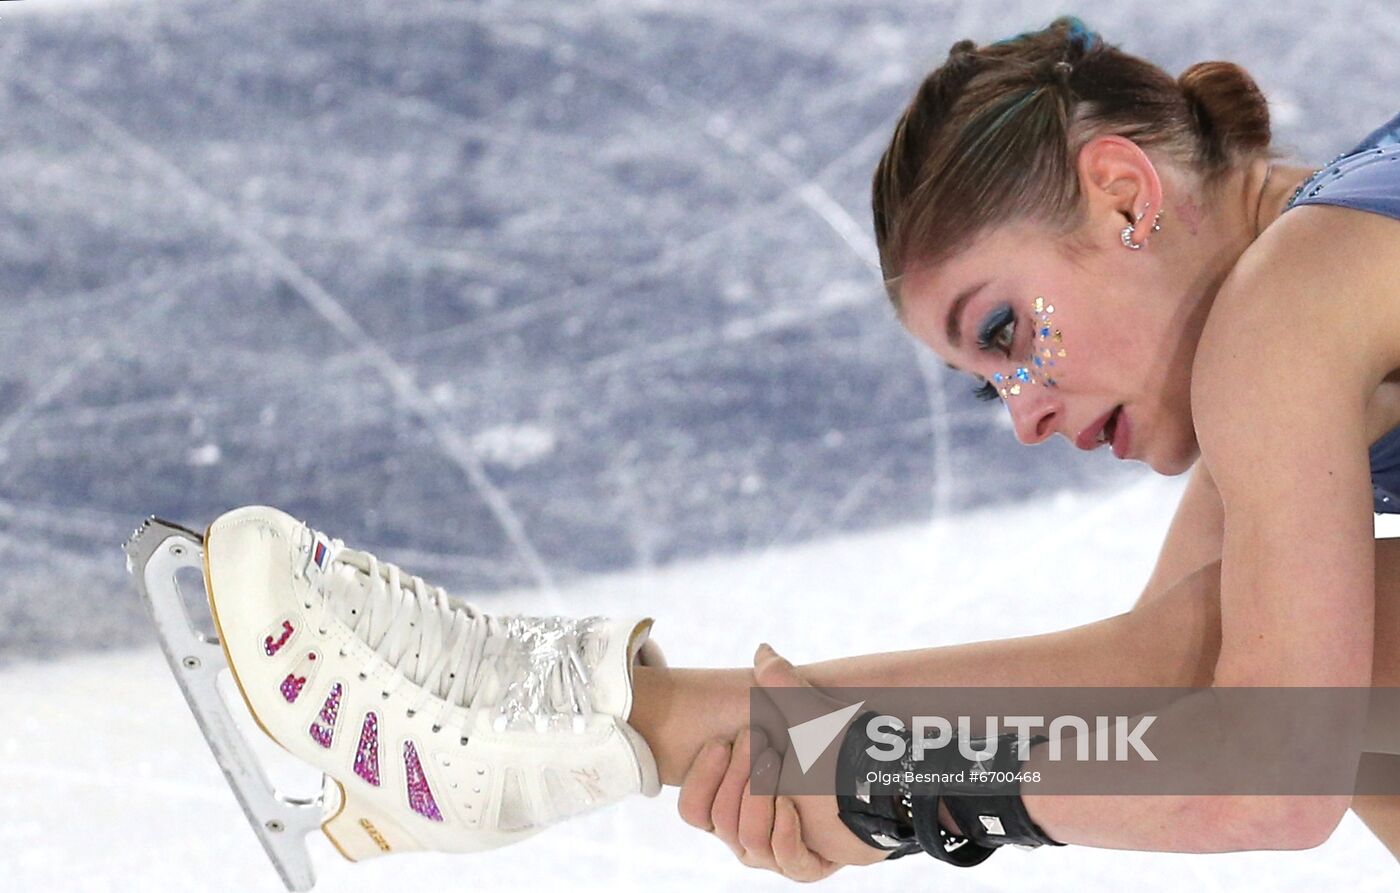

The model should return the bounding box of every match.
[1097,405,1123,447]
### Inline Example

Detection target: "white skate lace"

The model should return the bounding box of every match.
[306,537,602,738]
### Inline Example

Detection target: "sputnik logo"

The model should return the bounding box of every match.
[784,701,865,773]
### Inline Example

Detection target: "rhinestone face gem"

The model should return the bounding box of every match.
[355,713,381,787]
[309,682,343,749]
[988,298,1064,401]
[404,741,443,822]
[262,618,296,657]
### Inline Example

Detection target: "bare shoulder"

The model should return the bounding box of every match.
[1208,203,1400,366]
[1191,203,1400,498]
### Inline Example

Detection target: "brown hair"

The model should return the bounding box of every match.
[872,16,1274,309]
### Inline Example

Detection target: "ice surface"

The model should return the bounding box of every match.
[4,0,1389,659]
[4,475,1398,890]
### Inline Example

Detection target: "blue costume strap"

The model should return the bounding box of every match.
[1284,111,1400,512]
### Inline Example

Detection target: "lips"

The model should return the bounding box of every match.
[1076,406,1122,452]
[1109,406,1130,460]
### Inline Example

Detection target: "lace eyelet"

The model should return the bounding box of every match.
[338,648,348,657]
[431,724,442,733]
[381,691,390,700]
[459,737,469,746]
[316,628,328,635]
[358,672,367,680]
[406,709,416,718]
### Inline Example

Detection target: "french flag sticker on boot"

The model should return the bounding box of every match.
[302,528,336,579]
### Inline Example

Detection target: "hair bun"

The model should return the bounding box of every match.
[1178,61,1271,167]
[947,39,977,59]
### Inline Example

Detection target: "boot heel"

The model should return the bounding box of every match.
[321,781,417,862]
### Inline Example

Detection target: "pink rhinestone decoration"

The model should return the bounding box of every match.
[308,683,342,749]
[264,619,295,657]
[354,713,381,787]
[403,741,443,822]
[280,673,307,703]
[280,651,319,704]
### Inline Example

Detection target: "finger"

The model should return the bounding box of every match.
[677,739,731,831]
[754,643,844,703]
[772,796,840,882]
[735,748,782,865]
[752,643,853,735]
[753,643,813,689]
[711,727,766,856]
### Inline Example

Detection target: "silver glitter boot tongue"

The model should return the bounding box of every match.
[465,615,655,730]
[307,524,655,726]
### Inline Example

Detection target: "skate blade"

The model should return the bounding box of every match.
[126,517,323,892]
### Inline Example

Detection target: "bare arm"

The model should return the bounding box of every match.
[635,563,1221,786]
[636,464,1227,786]
[802,458,1226,690]
[1135,459,1224,609]
[1133,460,1400,853]
[678,537,1400,877]
[798,560,1220,689]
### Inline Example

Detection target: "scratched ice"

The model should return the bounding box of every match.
[1,0,1397,888]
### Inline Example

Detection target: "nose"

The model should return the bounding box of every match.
[1006,393,1060,445]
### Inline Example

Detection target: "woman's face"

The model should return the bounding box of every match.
[897,217,1203,476]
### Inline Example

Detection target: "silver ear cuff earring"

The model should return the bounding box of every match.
[1120,202,1163,250]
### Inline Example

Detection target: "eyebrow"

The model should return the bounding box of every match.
[941,279,990,373]
[945,279,989,349]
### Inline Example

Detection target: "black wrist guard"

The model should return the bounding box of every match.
[834,711,1062,867]
[910,729,1063,852]
[835,711,990,864]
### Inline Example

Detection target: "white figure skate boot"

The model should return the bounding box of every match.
[126,507,662,891]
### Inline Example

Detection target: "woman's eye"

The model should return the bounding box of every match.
[972,379,1000,402]
[993,319,1015,353]
[976,305,1017,356]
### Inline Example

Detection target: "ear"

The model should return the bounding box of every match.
[1075,135,1164,247]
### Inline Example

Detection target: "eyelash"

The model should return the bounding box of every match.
[971,306,1017,401]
